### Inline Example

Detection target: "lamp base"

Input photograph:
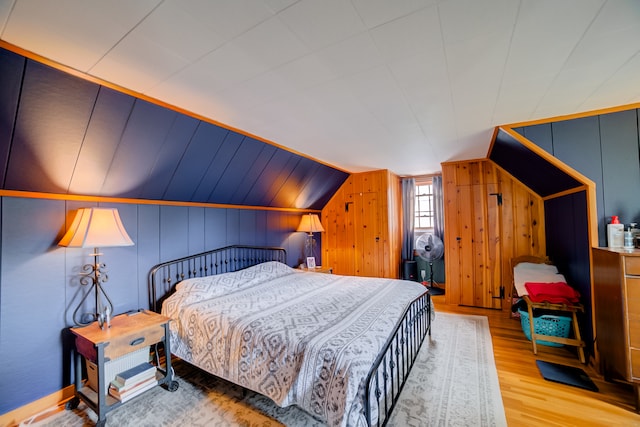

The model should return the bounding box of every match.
[72,253,114,327]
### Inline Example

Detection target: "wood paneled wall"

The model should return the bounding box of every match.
[513,108,640,247]
[321,170,402,278]
[442,160,545,309]
[0,46,348,210]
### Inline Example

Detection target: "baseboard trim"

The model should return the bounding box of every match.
[0,385,75,427]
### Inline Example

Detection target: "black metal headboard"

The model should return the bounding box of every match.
[148,245,287,312]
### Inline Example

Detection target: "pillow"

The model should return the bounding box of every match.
[514,262,558,273]
[165,261,295,312]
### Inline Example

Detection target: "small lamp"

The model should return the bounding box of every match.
[296,213,324,264]
[59,207,134,327]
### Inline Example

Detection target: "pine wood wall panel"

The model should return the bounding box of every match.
[322,169,401,279]
[442,163,461,305]
[443,160,545,310]
[322,182,351,275]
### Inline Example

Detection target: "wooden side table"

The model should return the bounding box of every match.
[69,310,178,426]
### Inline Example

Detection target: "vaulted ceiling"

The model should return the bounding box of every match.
[1,0,640,176]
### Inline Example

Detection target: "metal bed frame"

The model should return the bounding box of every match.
[148,245,431,426]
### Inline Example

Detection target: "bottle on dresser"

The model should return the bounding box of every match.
[607,216,624,248]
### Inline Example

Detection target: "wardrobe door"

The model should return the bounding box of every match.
[355,191,383,277]
[443,162,503,309]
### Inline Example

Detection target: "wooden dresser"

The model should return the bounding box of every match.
[592,247,640,407]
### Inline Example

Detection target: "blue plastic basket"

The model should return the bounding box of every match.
[518,309,571,347]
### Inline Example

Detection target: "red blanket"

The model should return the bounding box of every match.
[524,282,580,304]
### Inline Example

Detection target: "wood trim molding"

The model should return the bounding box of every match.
[540,185,589,201]
[0,190,321,214]
[502,103,640,129]
[440,157,489,167]
[0,385,75,427]
[499,127,596,189]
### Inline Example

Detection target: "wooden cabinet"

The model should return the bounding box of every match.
[442,160,545,310]
[592,247,640,402]
[322,170,402,278]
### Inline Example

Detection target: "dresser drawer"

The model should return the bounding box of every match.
[73,311,170,362]
[103,323,165,360]
[76,323,165,362]
[631,349,640,380]
[627,277,640,349]
[625,256,640,276]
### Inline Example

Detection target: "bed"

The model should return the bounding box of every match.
[511,255,586,363]
[148,245,431,427]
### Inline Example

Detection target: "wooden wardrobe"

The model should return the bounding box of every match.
[321,169,402,278]
[442,159,546,310]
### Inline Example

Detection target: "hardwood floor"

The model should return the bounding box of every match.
[431,295,640,426]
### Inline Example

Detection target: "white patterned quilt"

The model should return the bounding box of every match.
[162,261,426,426]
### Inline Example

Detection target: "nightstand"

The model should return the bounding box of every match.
[69,310,178,427]
[299,266,333,274]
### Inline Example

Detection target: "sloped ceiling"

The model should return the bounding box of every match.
[0,48,348,210]
[490,128,582,197]
[1,0,639,176]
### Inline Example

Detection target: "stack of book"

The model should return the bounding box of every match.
[109,362,157,402]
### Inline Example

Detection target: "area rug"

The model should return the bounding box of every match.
[536,360,599,392]
[22,312,506,426]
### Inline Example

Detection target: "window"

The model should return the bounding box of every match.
[415,180,434,232]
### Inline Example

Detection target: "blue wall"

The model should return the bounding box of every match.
[0,47,348,210]
[501,107,640,357]
[0,42,344,415]
[514,108,640,247]
[0,197,312,414]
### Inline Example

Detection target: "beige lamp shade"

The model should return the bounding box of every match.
[296,213,324,234]
[59,208,134,248]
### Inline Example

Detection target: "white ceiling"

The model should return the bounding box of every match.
[1,0,640,176]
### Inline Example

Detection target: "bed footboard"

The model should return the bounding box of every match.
[148,245,286,312]
[364,290,431,427]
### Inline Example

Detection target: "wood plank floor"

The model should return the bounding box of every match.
[431,295,640,426]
